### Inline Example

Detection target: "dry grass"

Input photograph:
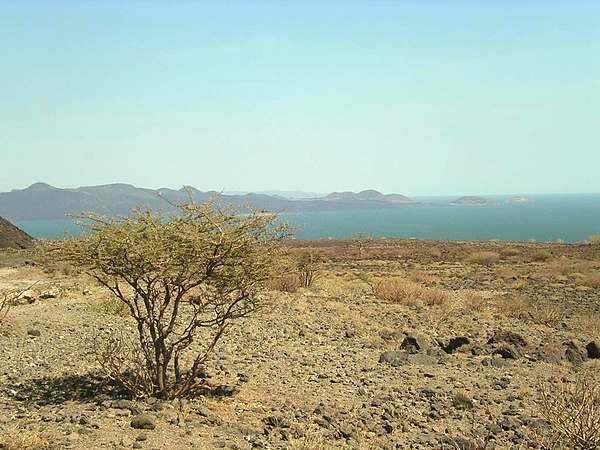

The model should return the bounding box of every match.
[531,250,553,262]
[408,270,441,286]
[91,294,130,316]
[502,247,521,258]
[0,426,55,450]
[540,372,600,450]
[459,290,491,313]
[465,251,500,266]
[580,272,600,289]
[530,303,567,327]
[571,313,600,338]
[268,273,303,293]
[373,277,450,307]
[493,293,530,319]
[496,267,519,279]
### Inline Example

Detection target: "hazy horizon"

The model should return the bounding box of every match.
[3,180,600,200]
[2,1,598,195]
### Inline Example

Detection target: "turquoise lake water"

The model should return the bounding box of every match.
[14,194,600,243]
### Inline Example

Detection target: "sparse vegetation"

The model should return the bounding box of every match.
[465,251,500,265]
[540,373,600,450]
[41,195,287,398]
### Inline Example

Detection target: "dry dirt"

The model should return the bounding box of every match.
[0,239,599,450]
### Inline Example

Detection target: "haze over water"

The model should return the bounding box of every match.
[15,194,600,244]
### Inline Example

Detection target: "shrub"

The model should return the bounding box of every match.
[373,278,422,305]
[502,247,521,257]
[465,251,500,266]
[540,373,600,450]
[374,277,449,307]
[42,195,287,398]
[581,272,600,289]
[296,249,323,288]
[532,250,553,262]
[267,272,302,293]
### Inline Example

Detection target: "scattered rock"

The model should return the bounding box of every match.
[27,329,41,337]
[488,330,528,347]
[444,337,470,354]
[400,335,429,354]
[586,341,600,359]
[564,340,587,365]
[213,385,239,397]
[130,414,156,430]
[379,351,409,367]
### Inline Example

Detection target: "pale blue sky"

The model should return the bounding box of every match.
[1,1,598,196]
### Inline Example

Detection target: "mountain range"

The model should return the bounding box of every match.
[0,183,499,221]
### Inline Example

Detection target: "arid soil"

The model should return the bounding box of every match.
[1,239,599,450]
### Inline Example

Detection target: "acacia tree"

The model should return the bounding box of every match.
[43,196,287,398]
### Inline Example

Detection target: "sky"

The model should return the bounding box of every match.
[1,1,599,196]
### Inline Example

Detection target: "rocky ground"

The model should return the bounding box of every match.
[0,239,599,450]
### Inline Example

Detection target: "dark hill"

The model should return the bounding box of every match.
[0,216,34,249]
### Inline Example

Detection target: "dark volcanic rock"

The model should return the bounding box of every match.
[400,335,429,354]
[444,337,470,354]
[586,341,600,359]
[488,330,528,347]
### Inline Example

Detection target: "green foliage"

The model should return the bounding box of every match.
[41,195,288,398]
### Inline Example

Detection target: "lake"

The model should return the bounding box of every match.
[14,194,600,243]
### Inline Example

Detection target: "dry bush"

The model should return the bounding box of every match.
[571,314,600,338]
[91,294,130,316]
[267,272,302,293]
[41,195,287,399]
[540,372,600,450]
[548,259,575,277]
[532,250,553,262]
[460,290,491,313]
[493,293,530,319]
[374,277,449,307]
[530,304,567,328]
[408,270,440,286]
[295,249,323,288]
[465,251,500,266]
[0,425,54,450]
[420,287,451,307]
[502,247,521,258]
[580,272,600,288]
[373,277,423,305]
[0,290,12,325]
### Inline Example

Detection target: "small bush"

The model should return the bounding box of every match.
[91,295,129,316]
[460,291,490,313]
[493,293,530,319]
[530,304,566,327]
[540,373,600,450]
[374,277,449,307]
[374,278,423,305]
[502,247,521,257]
[0,426,54,450]
[267,272,302,293]
[465,251,500,266]
[581,272,600,289]
[408,270,440,286]
[532,250,553,262]
[296,249,323,288]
